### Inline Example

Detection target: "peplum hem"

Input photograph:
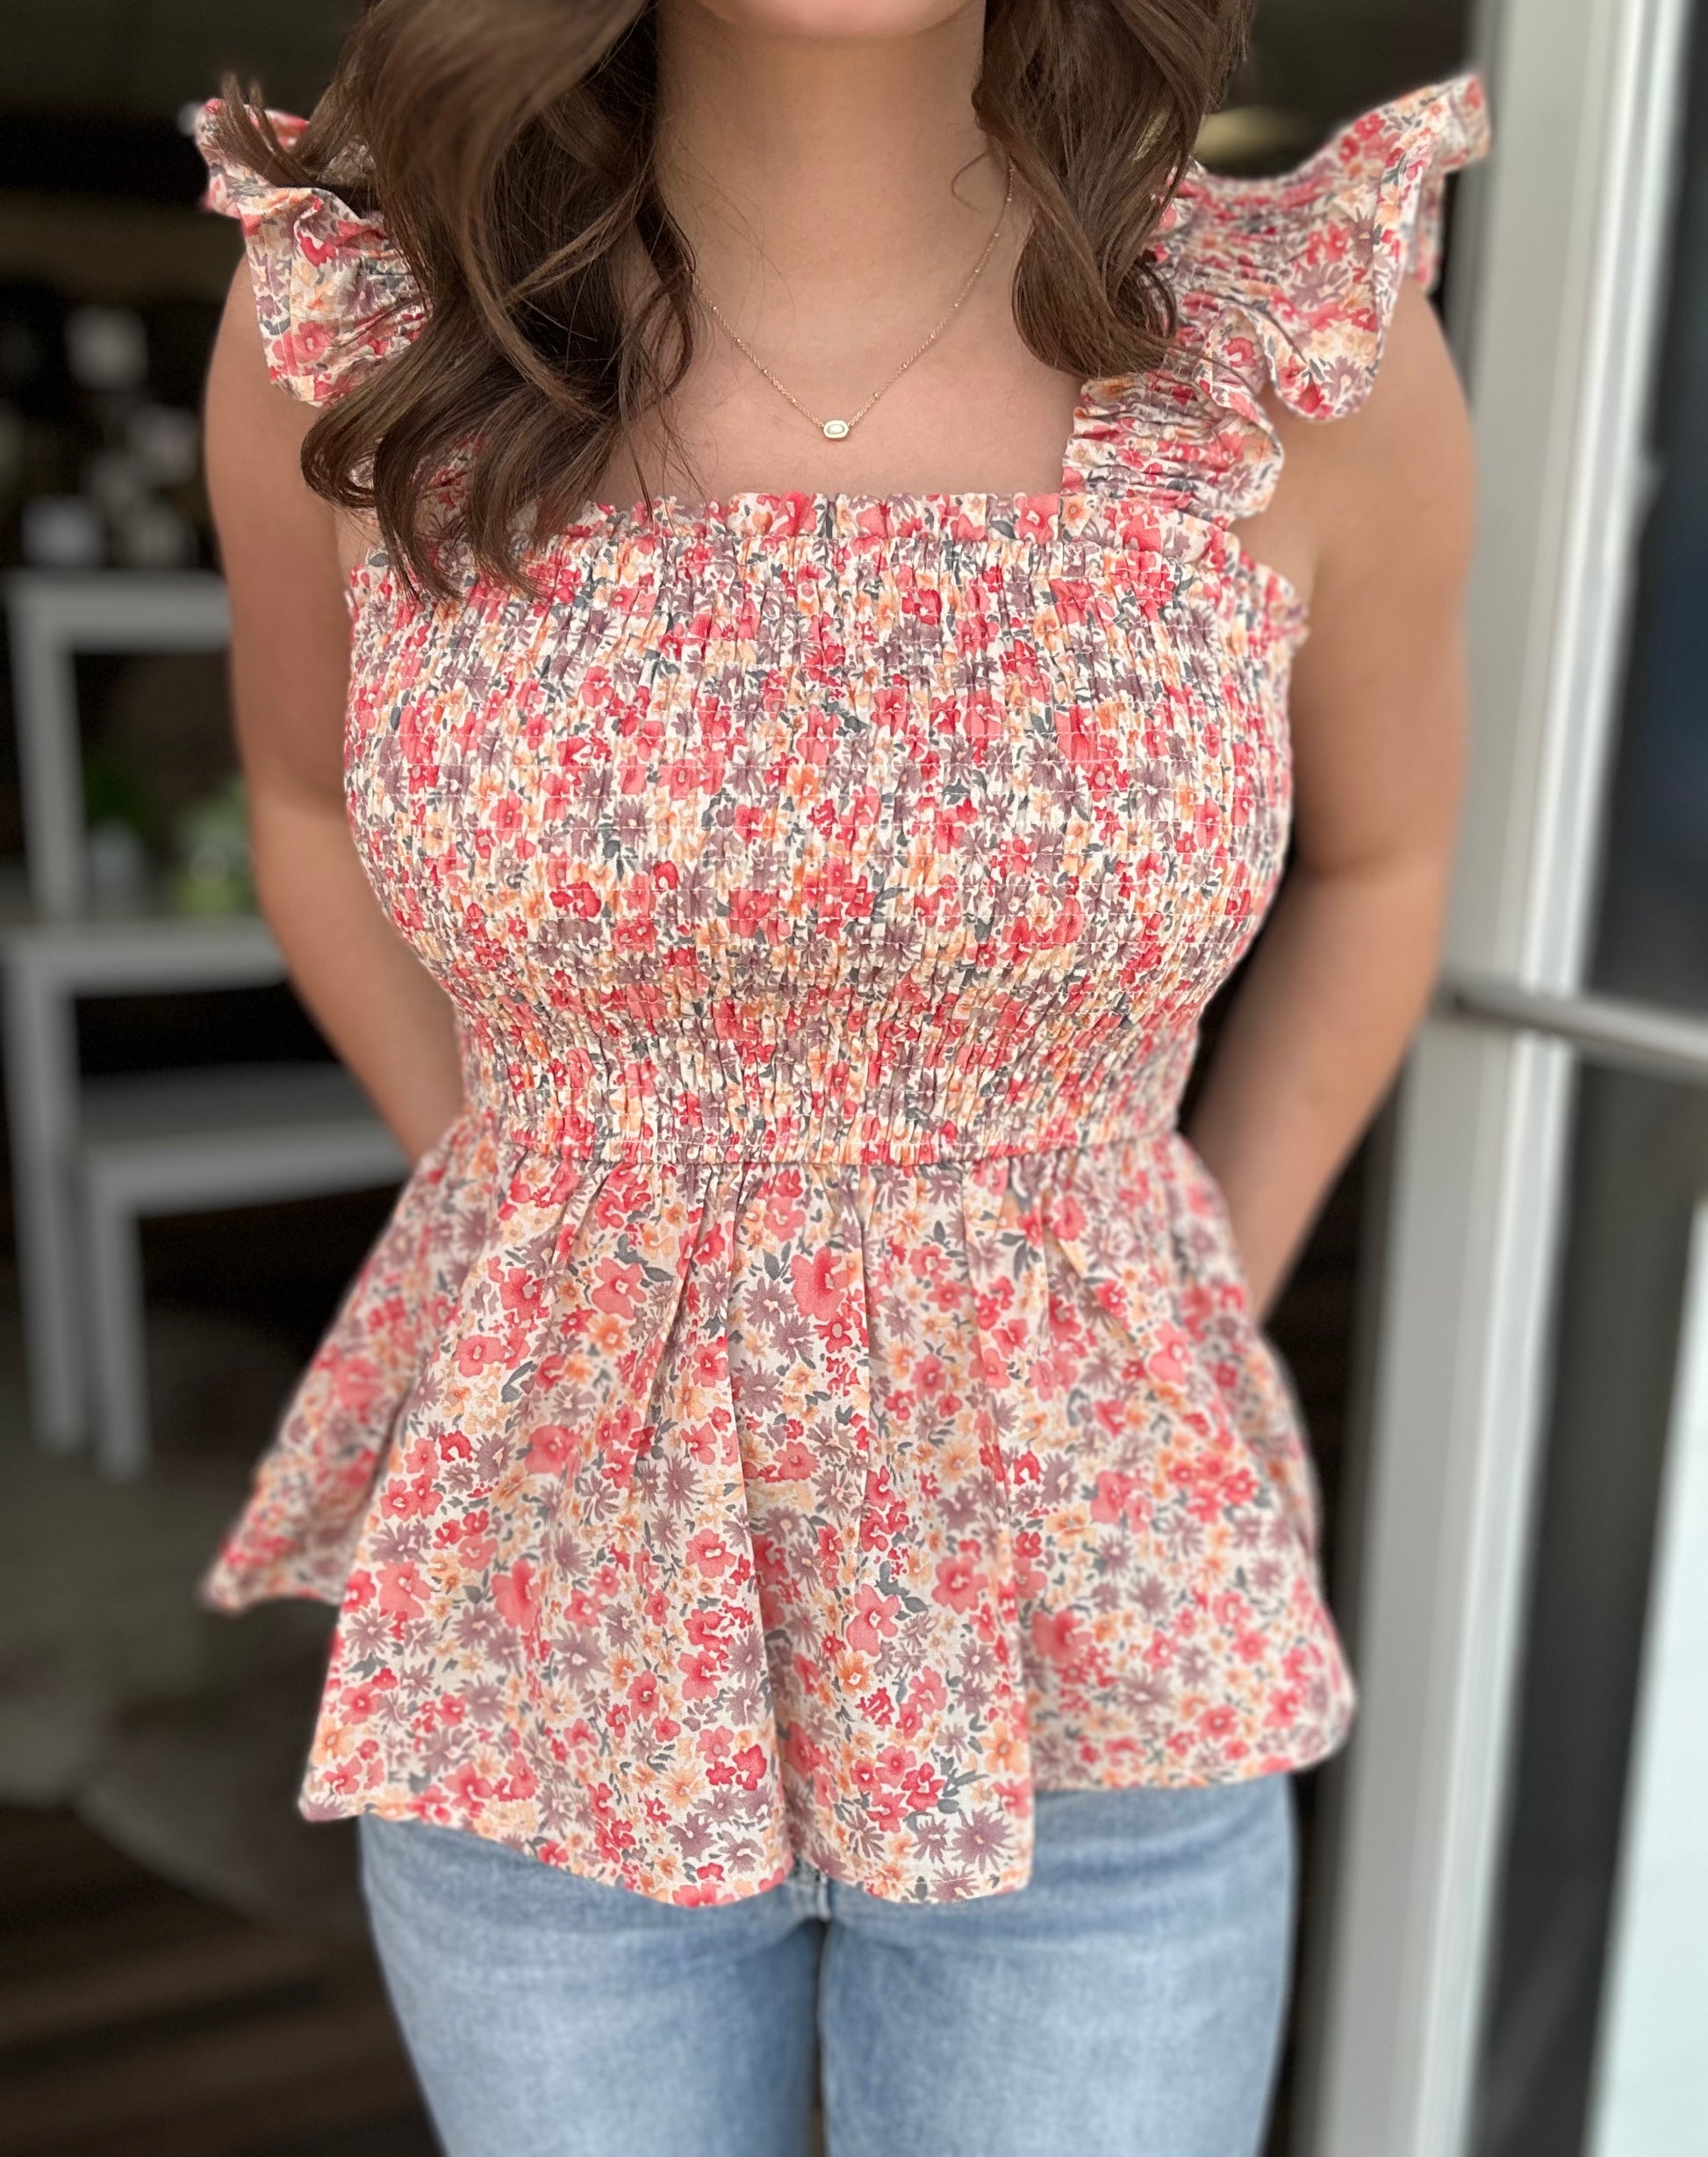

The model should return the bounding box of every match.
[203,1106,1354,1906]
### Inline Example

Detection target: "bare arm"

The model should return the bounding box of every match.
[205,260,463,1163]
[1186,277,1476,1317]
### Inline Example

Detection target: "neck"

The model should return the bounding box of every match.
[653,4,1001,302]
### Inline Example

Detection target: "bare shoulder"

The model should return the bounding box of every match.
[205,260,376,581]
[1271,277,1477,874]
[204,258,356,796]
[1241,279,1477,608]
[206,260,317,480]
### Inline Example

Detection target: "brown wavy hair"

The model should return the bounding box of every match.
[212,0,1254,598]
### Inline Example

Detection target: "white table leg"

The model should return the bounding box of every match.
[82,1164,152,1481]
[1,945,89,1449]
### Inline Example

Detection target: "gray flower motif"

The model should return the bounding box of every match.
[1176,1643,1213,1690]
[342,1607,391,1659]
[550,1629,604,1686]
[727,1629,768,1687]
[1134,1574,1172,1622]
[909,1814,951,1864]
[951,1808,1011,1870]
[656,1452,700,1514]
[1155,1506,1206,1564]
[674,1810,713,1862]
[369,1518,427,1566]
[1115,1672,1174,1722]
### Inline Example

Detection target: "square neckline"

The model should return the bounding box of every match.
[344,366,1308,628]
[573,370,1110,530]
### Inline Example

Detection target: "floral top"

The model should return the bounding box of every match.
[195,74,1489,1907]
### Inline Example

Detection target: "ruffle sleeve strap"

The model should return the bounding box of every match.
[1164,70,1492,423]
[193,97,426,407]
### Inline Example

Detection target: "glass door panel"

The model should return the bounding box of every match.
[1474,1069,1708,2153]
[1306,1,1697,2151]
[1593,16,1708,1015]
[1475,10,1708,2150]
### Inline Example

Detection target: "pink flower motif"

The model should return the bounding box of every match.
[867,1787,909,1831]
[525,1423,576,1474]
[845,1583,901,1655]
[1091,1471,1147,1530]
[590,1260,644,1320]
[341,1670,396,1720]
[326,1350,384,1416]
[771,1442,817,1490]
[730,1744,768,1793]
[673,1880,724,1906]
[790,1247,845,1321]
[894,1668,948,1744]
[273,320,334,375]
[375,1564,427,1620]
[453,1335,506,1377]
[446,1763,494,1809]
[1145,1325,1191,1388]
[1048,1183,1088,1240]
[677,1647,724,1702]
[932,1547,986,1614]
[902,1762,944,1811]
[685,1529,731,1578]
[1030,1608,1088,1672]
[728,889,775,940]
[492,1562,541,1631]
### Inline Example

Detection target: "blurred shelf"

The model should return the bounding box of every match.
[0,900,281,981]
[81,1061,404,1199]
[0,191,239,305]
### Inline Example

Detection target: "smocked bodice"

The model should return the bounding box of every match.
[352,501,1298,1168]
[190,75,1490,1910]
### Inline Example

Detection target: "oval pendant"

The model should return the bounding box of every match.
[822,419,850,441]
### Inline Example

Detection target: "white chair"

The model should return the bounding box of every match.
[77,1061,407,1478]
[5,570,231,918]
[0,572,410,1478]
[0,913,411,1478]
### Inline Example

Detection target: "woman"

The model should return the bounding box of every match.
[197,3,1487,2151]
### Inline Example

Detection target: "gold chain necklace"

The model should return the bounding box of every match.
[691,159,1015,442]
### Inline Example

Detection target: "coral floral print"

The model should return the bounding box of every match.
[194,75,1489,1906]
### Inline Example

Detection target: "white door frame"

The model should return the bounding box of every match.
[1296,2,1695,2152]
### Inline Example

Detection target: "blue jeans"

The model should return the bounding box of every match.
[358,1774,1296,2156]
